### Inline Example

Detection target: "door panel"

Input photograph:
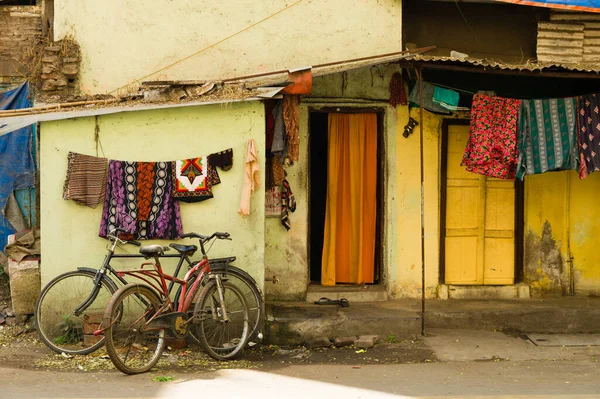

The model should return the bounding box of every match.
[444,124,515,285]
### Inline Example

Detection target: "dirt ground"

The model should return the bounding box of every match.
[0,321,435,374]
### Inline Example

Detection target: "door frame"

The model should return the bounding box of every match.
[439,119,524,284]
[307,107,386,285]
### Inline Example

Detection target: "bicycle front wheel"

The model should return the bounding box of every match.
[104,284,166,375]
[193,280,249,361]
[35,270,116,355]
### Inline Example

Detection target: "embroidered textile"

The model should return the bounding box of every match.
[172,148,233,203]
[265,186,282,218]
[272,155,285,186]
[283,95,300,162]
[577,94,600,179]
[462,94,520,179]
[100,160,183,240]
[63,152,108,208]
[281,178,296,230]
[516,98,578,180]
[238,139,260,216]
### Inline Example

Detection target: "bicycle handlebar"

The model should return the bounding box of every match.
[107,228,141,247]
[180,232,231,242]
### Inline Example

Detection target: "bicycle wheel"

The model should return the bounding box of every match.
[35,270,116,355]
[177,265,263,344]
[193,280,249,361]
[104,284,166,375]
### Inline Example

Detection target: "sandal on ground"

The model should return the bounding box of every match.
[314,297,350,307]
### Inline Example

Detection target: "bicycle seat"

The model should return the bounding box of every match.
[169,243,197,256]
[139,245,170,258]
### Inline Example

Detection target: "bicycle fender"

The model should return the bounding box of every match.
[76,267,119,292]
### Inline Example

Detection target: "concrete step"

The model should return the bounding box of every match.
[265,297,600,345]
[306,284,388,303]
[441,284,530,299]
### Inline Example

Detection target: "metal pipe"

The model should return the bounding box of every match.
[418,67,426,336]
[566,172,575,296]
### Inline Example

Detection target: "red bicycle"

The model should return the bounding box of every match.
[99,232,250,374]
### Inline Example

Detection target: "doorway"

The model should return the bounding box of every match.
[440,120,524,285]
[309,109,384,285]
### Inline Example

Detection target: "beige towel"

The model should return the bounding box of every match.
[238,139,260,216]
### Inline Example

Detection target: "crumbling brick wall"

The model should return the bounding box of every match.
[40,42,80,100]
[0,6,43,77]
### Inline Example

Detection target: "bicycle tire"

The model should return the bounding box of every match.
[193,280,250,361]
[104,284,166,375]
[176,265,264,344]
[35,269,117,355]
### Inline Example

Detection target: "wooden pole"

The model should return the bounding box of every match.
[418,67,426,336]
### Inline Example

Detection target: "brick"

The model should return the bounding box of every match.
[83,334,103,347]
[333,336,356,347]
[42,55,59,63]
[44,45,60,52]
[62,57,79,63]
[354,335,379,349]
[165,337,187,349]
[62,64,78,76]
[8,259,40,315]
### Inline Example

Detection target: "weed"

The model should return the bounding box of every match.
[387,334,397,343]
[53,315,83,345]
[153,376,174,382]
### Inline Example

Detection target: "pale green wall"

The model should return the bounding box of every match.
[264,64,401,300]
[53,0,402,95]
[40,102,266,291]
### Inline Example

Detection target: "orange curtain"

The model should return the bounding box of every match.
[321,113,377,286]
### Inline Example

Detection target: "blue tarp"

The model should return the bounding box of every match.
[0,82,36,251]
[495,0,600,12]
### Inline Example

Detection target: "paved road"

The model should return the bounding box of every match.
[2,329,600,398]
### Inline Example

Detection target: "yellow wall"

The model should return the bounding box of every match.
[39,101,266,290]
[53,0,402,95]
[524,171,600,296]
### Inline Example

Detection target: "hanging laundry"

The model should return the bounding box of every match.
[408,81,452,115]
[281,177,296,230]
[283,95,300,162]
[265,186,282,218]
[433,86,460,112]
[172,148,233,203]
[238,139,260,216]
[271,100,287,156]
[265,100,276,152]
[516,98,578,180]
[577,94,600,179]
[272,154,286,186]
[462,94,520,179]
[389,72,408,108]
[62,152,108,208]
[0,82,36,254]
[99,160,183,240]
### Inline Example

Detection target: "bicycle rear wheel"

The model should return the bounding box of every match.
[193,280,249,361]
[35,270,116,355]
[104,284,166,375]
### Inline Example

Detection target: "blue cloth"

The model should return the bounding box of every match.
[433,86,460,111]
[0,82,36,251]
[494,0,600,12]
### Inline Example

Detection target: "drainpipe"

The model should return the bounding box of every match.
[418,67,426,335]
[566,173,575,296]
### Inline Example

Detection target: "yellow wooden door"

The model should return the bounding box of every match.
[444,124,515,285]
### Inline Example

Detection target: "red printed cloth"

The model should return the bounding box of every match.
[462,94,520,179]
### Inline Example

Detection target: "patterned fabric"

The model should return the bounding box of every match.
[389,72,407,108]
[281,178,296,230]
[265,186,281,218]
[516,98,578,180]
[100,160,183,240]
[283,95,300,162]
[172,148,232,203]
[462,94,521,179]
[577,94,600,179]
[63,152,108,208]
[272,155,285,186]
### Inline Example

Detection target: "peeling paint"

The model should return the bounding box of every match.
[524,221,566,296]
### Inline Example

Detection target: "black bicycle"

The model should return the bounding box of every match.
[34,228,264,355]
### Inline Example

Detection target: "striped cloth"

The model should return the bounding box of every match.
[516,98,578,180]
[63,152,108,208]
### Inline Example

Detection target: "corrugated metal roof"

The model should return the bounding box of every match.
[401,54,600,73]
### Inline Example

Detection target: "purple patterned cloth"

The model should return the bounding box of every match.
[99,160,183,240]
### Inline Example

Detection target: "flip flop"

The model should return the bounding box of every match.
[314,297,350,307]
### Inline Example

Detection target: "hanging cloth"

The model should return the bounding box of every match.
[462,94,520,180]
[321,114,377,286]
[283,95,301,162]
[63,152,108,208]
[0,82,36,254]
[271,100,287,155]
[516,98,578,180]
[238,139,260,216]
[577,93,600,179]
[281,178,296,229]
[389,72,407,108]
[433,86,460,111]
[99,160,183,239]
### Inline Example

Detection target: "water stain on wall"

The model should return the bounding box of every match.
[524,221,566,296]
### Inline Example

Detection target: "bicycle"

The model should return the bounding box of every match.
[100,231,250,374]
[35,228,263,356]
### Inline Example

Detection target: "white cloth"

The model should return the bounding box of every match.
[238,139,260,216]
